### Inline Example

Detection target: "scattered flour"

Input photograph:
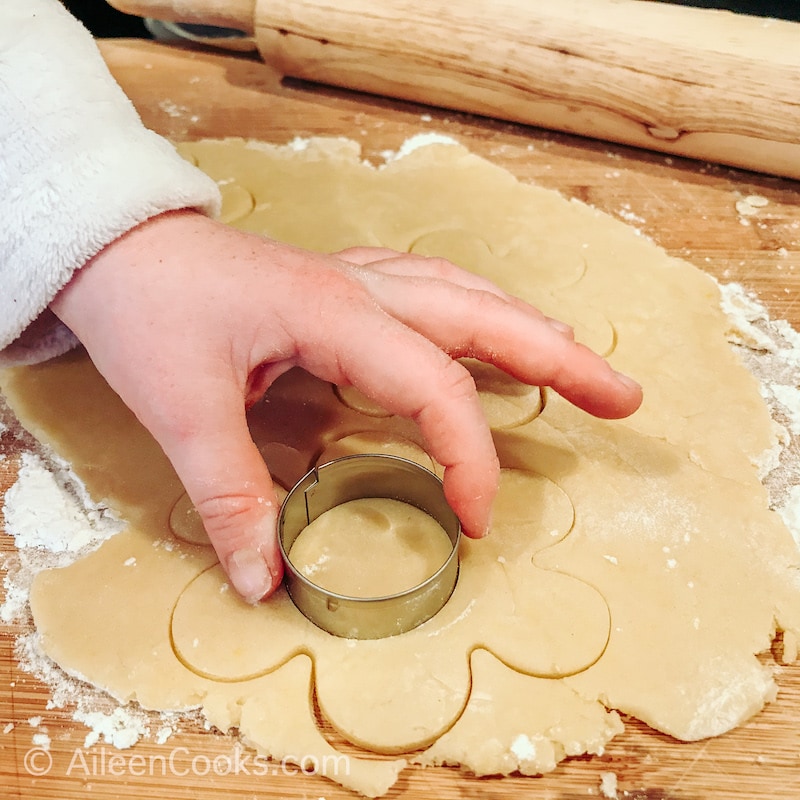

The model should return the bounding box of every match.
[380,132,459,165]
[718,282,800,515]
[778,484,800,548]
[157,99,190,119]
[3,452,121,554]
[769,384,800,436]
[735,194,769,218]
[154,725,174,745]
[683,654,778,742]
[9,628,189,753]
[75,707,149,750]
[1,450,123,626]
[599,770,619,798]
[616,203,646,226]
[32,731,51,750]
[0,438,183,750]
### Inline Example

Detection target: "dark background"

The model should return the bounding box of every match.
[65,1,148,37]
[64,0,800,37]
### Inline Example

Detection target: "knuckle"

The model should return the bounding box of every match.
[466,285,505,314]
[192,493,264,539]
[436,357,478,403]
[421,255,464,282]
[317,266,371,308]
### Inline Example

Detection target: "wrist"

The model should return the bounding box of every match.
[51,209,204,333]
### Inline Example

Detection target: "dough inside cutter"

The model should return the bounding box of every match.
[287,497,455,598]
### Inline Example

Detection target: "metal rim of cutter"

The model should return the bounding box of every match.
[278,454,461,640]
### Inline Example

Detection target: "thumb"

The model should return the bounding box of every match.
[152,394,285,604]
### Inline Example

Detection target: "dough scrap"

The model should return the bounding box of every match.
[3,138,800,797]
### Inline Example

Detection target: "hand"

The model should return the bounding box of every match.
[51,210,642,603]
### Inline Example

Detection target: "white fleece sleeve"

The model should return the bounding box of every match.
[0,0,222,366]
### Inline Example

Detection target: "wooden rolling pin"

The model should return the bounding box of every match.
[109,0,800,180]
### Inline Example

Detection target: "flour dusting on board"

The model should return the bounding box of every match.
[4,452,121,555]
[380,132,459,165]
[0,448,183,746]
[599,770,619,799]
[718,281,800,527]
[1,452,123,626]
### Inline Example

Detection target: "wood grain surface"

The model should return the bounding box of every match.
[2,38,800,800]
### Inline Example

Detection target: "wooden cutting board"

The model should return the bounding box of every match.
[2,38,800,800]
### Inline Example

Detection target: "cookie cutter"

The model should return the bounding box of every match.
[278,454,461,639]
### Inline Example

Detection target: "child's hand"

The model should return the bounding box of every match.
[51,210,642,603]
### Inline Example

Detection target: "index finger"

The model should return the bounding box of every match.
[297,304,500,539]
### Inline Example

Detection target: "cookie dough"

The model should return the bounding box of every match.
[3,138,799,798]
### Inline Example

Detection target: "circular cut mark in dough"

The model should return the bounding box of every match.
[169,484,289,547]
[564,306,617,359]
[409,229,495,277]
[410,230,587,292]
[460,358,543,430]
[488,468,576,557]
[317,431,436,473]
[171,564,305,682]
[258,441,312,492]
[334,385,393,417]
[533,297,617,358]
[288,497,454,598]
[169,493,211,547]
[508,239,587,290]
[218,183,255,224]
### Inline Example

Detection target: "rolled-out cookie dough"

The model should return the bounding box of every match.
[3,137,800,798]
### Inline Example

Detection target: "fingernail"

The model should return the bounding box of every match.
[228,548,271,604]
[468,511,492,539]
[613,370,642,392]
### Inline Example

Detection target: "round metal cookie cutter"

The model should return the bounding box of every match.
[278,454,461,639]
